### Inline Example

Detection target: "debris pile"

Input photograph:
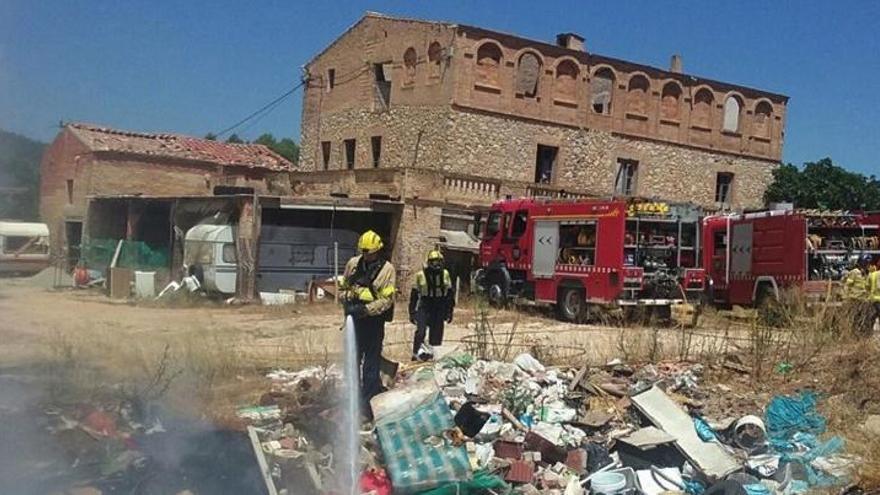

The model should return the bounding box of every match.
[243,352,858,495]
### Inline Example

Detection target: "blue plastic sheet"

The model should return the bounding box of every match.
[765,391,826,450]
[693,416,717,442]
[763,392,847,487]
[744,484,772,495]
[684,479,706,495]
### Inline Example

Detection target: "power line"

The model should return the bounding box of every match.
[213,79,307,138]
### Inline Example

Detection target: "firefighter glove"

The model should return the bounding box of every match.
[344,301,367,319]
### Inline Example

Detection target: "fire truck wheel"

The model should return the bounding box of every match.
[557,287,585,322]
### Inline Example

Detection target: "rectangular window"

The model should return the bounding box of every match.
[484,211,502,239]
[373,63,392,107]
[344,139,356,170]
[715,172,734,204]
[614,159,639,196]
[3,236,48,255]
[371,136,382,168]
[534,145,558,184]
[510,210,529,238]
[326,68,336,92]
[321,141,331,170]
[66,179,74,204]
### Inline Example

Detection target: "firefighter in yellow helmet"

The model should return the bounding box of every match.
[844,256,872,335]
[408,249,455,361]
[338,230,396,411]
[869,259,880,334]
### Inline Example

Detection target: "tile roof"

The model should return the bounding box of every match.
[67,123,294,171]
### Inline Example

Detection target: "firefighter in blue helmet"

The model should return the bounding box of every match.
[409,249,455,361]
[338,230,396,411]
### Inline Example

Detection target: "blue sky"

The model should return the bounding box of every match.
[1,1,877,175]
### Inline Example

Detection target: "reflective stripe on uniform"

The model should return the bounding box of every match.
[870,270,880,302]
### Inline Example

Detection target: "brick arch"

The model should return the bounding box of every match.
[590,65,617,115]
[427,41,443,78]
[554,58,581,102]
[753,98,774,138]
[403,46,417,83]
[626,73,651,116]
[660,80,683,121]
[514,49,544,98]
[691,86,715,129]
[722,91,745,132]
[475,40,503,88]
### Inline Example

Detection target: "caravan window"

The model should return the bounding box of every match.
[222,243,237,263]
[185,241,214,265]
[2,235,49,255]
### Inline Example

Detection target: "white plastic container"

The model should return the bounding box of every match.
[591,472,627,494]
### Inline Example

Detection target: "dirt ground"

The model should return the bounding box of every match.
[2,277,880,491]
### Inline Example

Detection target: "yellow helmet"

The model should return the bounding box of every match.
[426,249,444,262]
[358,230,383,254]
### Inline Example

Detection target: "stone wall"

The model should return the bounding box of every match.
[300,105,776,209]
[300,105,452,172]
[443,109,775,209]
[391,202,443,296]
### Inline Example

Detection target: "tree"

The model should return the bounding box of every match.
[204,132,217,141]
[764,158,880,210]
[0,130,46,220]
[253,133,299,164]
[225,133,244,144]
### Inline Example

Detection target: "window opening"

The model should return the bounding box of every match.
[534,145,558,184]
[614,159,639,196]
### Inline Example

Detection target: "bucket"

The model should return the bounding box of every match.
[592,472,627,494]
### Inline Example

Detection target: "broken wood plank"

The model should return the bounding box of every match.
[247,426,279,495]
[631,386,740,480]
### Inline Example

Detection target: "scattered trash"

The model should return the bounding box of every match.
[231,353,858,495]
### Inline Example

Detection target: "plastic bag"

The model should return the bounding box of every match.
[373,382,471,494]
[764,392,826,449]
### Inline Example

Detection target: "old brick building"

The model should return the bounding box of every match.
[40,123,292,265]
[298,12,787,210]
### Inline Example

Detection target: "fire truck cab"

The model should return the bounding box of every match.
[702,209,880,306]
[476,198,706,321]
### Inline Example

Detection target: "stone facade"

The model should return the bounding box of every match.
[299,13,788,210]
[296,12,790,290]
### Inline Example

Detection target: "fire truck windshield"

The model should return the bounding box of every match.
[485,211,502,238]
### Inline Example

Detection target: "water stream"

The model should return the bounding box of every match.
[341,315,361,494]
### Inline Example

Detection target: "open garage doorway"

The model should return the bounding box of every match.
[258,204,395,293]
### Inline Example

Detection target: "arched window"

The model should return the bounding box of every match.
[692,88,714,129]
[591,68,615,115]
[428,42,443,78]
[403,47,417,84]
[723,95,742,132]
[626,75,650,116]
[555,60,579,102]
[660,82,682,121]
[515,52,542,98]
[476,42,502,88]
[754,101,772,137]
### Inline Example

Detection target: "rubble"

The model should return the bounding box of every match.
[236,352,859,495]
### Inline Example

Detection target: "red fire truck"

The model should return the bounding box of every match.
[702,209,880,306]
[476,198,706,321]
